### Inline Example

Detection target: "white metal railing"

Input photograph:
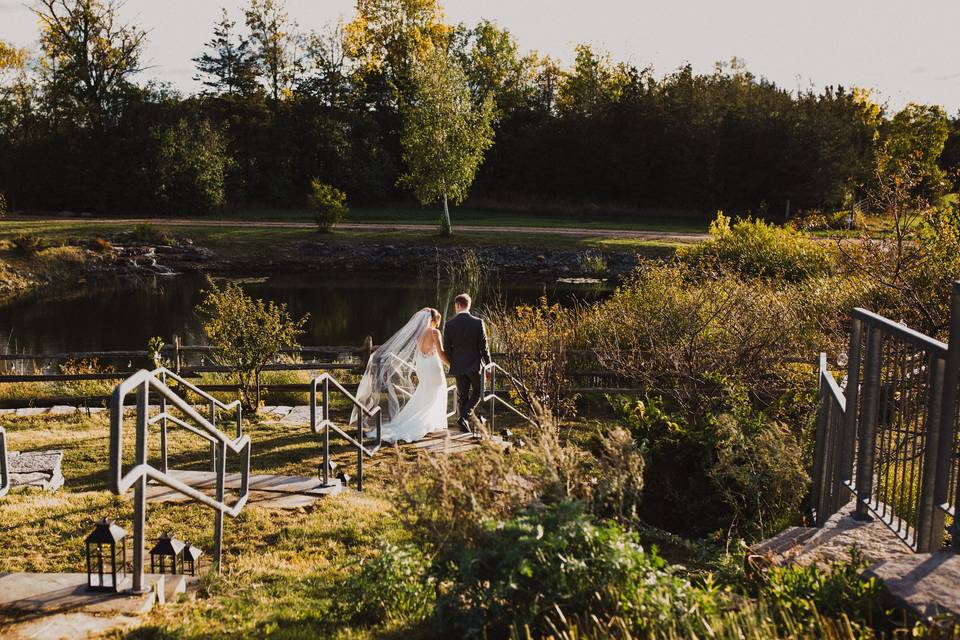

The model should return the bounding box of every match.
[481,362,537,431]
[310,372,382,491]
[0,426,8,498]
[110,367,251,591]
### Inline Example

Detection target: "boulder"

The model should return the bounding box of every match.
[8,450,65,491]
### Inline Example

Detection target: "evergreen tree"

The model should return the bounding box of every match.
[193,9,259,96]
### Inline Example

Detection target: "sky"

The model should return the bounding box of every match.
[1,0,958,112]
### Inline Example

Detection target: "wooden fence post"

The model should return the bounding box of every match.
[172,334,182,374]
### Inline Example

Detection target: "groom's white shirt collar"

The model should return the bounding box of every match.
[456,309,470,315]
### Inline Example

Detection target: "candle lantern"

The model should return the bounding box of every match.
[85,518,127,592]
[182,543,203,576]
[150,532,185,574]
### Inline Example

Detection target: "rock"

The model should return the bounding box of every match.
[48,405,77,416]
[9,450,65,491]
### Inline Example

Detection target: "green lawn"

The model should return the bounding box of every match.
[202,204,711,233]
[0,219,689,259]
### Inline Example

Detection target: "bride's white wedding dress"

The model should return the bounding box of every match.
[353,308,449,444]
[379,346,448,443]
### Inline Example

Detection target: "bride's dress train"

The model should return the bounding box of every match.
[379,347,448,443]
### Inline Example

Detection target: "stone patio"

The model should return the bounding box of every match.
[0,572,198,640]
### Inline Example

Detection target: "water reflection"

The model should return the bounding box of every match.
[0,273,609,354]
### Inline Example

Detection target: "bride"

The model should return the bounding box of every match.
[352,308,450,443]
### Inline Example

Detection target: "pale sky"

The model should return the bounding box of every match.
[1,0,958,112]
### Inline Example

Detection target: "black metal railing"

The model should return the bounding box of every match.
[0,426,8,498]
[811,282,960,553]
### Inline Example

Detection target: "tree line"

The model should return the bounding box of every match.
[0,0,957,223]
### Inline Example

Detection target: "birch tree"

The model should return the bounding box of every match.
[399,46,494,235]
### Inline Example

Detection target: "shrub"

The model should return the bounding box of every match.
[0,190,7,217]
[197,278,308,411]
[12,233,43,255]
[131,223,172,246]
[307,179,348,231]
[790,208,867,232]
[683,212,833,281]
[756,549,884,634]
[488,297,581,422]
[577,251,608,274]
[89,237,112,253]
[590,426,646,527]
[433,501,719,638]
[335,542,435,627]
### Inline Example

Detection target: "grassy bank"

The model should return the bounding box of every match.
[0,219,687,260]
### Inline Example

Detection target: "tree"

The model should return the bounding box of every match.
[33,0,146,128]
[244,0,299,104]
[198,279,308,411]
[882,103,949,200]
[345,0,448,102]
[399,46,494,235]
[193,9,260,96]
[152,118,230,214]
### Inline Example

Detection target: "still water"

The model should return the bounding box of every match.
[0,273,608,354]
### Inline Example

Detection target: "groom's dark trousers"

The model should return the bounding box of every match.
[443,311,491,424]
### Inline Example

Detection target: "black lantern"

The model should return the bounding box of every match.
[182,543,203,576]
[85,518,127,592]
[150,533,185,574]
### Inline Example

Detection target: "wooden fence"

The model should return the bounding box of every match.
[0,335,638,409]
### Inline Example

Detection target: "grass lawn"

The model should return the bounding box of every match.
[188,204,711,234]
[0,219,688,259]
[0,410,440,638]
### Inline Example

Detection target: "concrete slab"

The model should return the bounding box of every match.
[279,406,311,424]
[48,406,77,416]
[865,551,960,617]
[0,408,15,415]
[8,450,65,491]
[145,470,343,509]
[0,572,157,618]
[14,407,49,417]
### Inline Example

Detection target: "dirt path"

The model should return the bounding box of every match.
[8,215,710,242]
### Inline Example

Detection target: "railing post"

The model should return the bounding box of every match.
[939,281,960,551]
[854,324,883,521]
[159,371,168,475]
[322,377,331,487]
[132,381,149,592]
[841,318,863,489]
[357,417,364,492]
[172,334,182,375]
[916,353,947,552]
[488,365,496,435]
[0,427,9,498]
[209,401,217,473]
[361,336,374,371]
[213,439,226,573]
[811,356,830,525]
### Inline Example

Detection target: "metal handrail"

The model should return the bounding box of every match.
[110,368,251,592]
[310,372,383,492]
[0,427,8,498]
[481,362,536,431]
[810,353,849,526]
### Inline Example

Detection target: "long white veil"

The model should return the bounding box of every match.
[352,308,434,425]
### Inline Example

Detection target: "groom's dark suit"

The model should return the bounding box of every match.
[443,310,491,426]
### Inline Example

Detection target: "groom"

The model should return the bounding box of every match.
[444,293,491,432]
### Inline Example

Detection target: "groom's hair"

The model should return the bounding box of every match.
[454,293,471,309]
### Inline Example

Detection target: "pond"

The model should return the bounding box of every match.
[0,272,609,356]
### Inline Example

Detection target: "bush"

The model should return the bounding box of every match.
[0,190,7,217]
[131,223,172,246]
[488,297,581,422]
[197,278,308,411]
[89,237,112,253]
[790,208,867,232]
[433,501,720,638]
[12,233,44,255]
[307,180,348,231]
[335,542,435,627]
[577,251,608,274]
[756,549,884,634]
[683,212,833,281]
